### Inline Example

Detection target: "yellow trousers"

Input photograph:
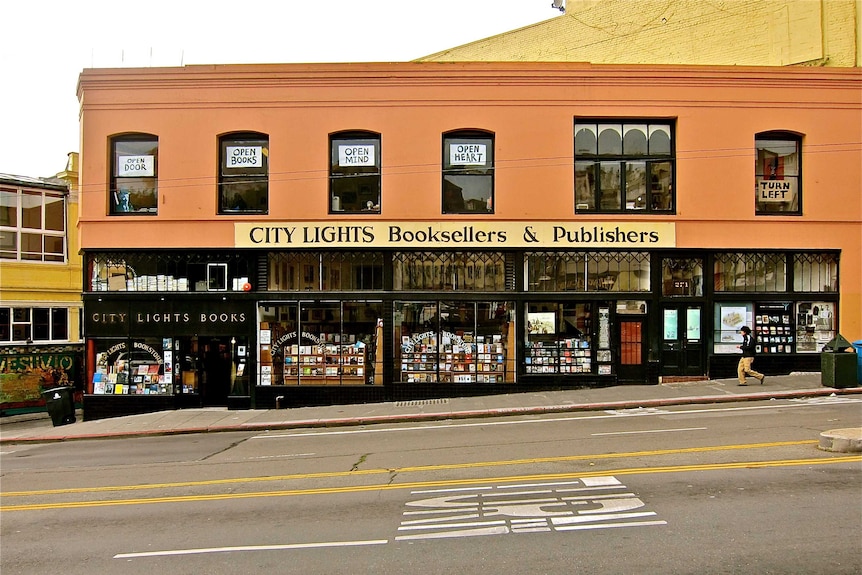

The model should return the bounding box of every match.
[737,356,764,384]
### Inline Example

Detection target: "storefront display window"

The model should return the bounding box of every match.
[91,338,170,395]
[525,303,593,374]
[796,301,835,353]
[396,301,514,383]
[713,303,754,353]
[755,302,794,354]
[258,301,382,386]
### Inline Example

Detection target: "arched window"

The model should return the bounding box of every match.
[574,120,674,213]
[330,131,381,213]
[755,131,801,215]
[110,133,158,215]
[219,132,269,214]
[442,130,494,214]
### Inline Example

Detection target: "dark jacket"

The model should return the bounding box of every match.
[740,333,756,357]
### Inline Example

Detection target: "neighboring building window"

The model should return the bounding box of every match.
[111,134,158,215]
[575,121,674,213]
[330,131,380,213]
[755,131,801,214]
[442,131,494,214]
[0,186,66,262]
[0,307,69,342]
[219,132,268,214]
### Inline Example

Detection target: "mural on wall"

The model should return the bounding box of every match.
[0,353,79,407]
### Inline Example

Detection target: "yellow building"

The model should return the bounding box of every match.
[0,153,84,411]
[418,0,861,67]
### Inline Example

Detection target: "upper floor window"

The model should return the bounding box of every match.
[0,185,66,262]
[442,131,494,214]
[575,121,674,213]
[756,132,801,215]
[219,132,268,214]
[0,307,69,342]
[330,131,380,214]
[111,134,158,215]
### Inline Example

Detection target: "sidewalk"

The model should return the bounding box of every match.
[2,372,860,444]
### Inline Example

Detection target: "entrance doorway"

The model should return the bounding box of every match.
[661,305,704,377]
[200,337,231,406]
[618,317,646,382]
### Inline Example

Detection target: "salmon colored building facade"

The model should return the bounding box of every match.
[76,62,862,419]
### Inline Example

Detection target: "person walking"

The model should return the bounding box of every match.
[737,326,765,386]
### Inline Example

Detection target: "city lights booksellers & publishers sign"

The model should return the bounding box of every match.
[235,222,676,249]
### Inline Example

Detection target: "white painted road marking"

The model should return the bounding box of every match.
[114,539,388,559]
[252,400,858,440]
[395,476,666,540]
[591,427,707,436]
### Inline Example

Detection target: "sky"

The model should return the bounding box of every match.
[1,0,558,178]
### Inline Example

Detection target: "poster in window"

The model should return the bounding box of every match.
[118,155,155,177]
[528,312,555,334]
[449,143,487,166]
[338,145,375,167]
[225,146,263,169]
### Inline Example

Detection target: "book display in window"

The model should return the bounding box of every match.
[525,339,592,374]
[755,303,795,354]
[92,360,167,394]
[400,334,506,383]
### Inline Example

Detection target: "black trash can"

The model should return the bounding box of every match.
[42,386,76,426]
[821,335,856,389]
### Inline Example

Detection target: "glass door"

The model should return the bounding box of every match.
[661,305,704,377]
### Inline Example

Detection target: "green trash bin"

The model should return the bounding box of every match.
[821,335,856,389]
[42,386,76,426]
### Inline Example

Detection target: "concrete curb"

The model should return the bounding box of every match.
[818,428,862,453]
[4,386,861,444]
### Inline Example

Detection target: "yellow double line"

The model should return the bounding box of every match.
[2,441,858,512]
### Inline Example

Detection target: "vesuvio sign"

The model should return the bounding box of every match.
[235,222,676,249]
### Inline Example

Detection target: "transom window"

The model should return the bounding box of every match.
[714,253,787,292]
[393,252,510,291]
[268,252,384,291]
[442,130,494,214]
[219,132,268,214]
[526,252,650,292]
[756,131,801,215]
[0,184,66,262]
[793,253,838,292]
[330,131,381,214]
[575,121,674,213]
[111,134,158,215]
